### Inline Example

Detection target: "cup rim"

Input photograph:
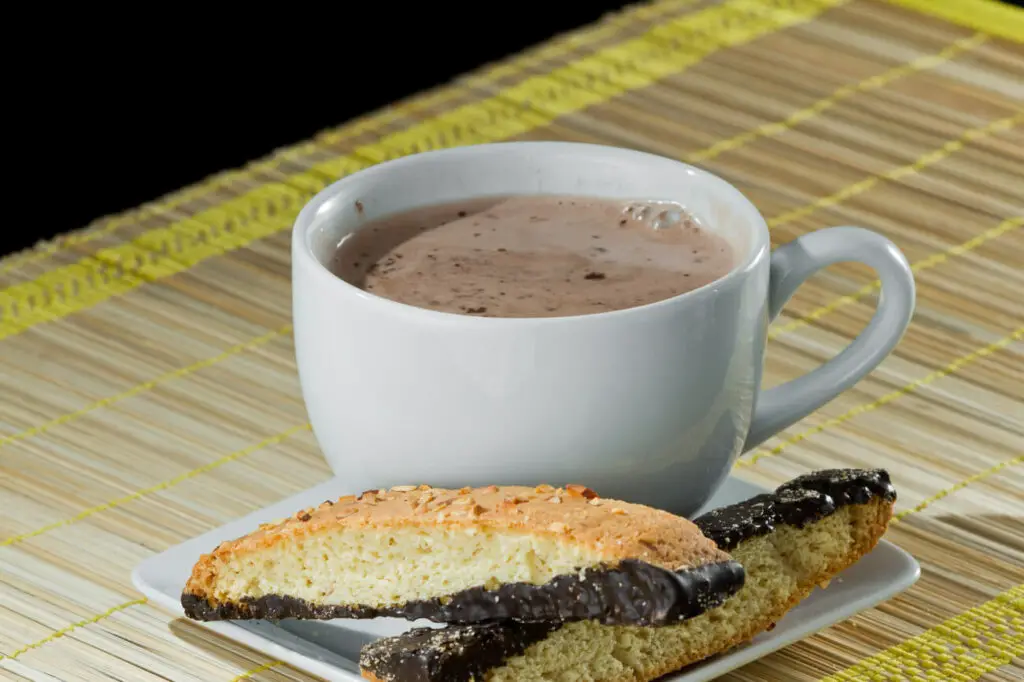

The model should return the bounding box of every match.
[292,141,769,325]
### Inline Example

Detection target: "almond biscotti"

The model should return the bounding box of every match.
[182,484,744,626]
[359,469,896,682]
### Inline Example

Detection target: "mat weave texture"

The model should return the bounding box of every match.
[1,0,1022,680]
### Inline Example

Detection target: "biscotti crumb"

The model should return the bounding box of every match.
[567,484,598,500]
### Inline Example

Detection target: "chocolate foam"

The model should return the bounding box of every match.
[182,558,745,626]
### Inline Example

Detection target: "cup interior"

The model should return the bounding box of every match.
[297,142,765,284]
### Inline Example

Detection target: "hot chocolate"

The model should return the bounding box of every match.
[330,195,733,318]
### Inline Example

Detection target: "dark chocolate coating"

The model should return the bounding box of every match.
[777,468,896,506]
[182,558,745,626]
[358,468,897,682]
[693,490,835,551]
[693,468,895,551]
[359,622,557,682]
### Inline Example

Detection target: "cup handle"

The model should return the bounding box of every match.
[743,226,916,451]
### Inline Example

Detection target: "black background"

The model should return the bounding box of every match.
[8,1,1021,256]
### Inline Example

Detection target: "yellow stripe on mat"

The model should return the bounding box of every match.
[769,216,1023,340]
[0,0,846,342]
[883,0,1024,44]
[0,324,294,451]
[0,423,311,547]
[821,584,1024,681]
[0,0,702,278]
[766,112,1022,229]
[459,0,703,87]
[0,598,146,660]
[686,32,988,163]
[740,325,1024,467]
[892,453,1024,523]
[231,662,282,681]
[0,134,355,279]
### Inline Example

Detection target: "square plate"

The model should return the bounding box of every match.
[133,475,919,681]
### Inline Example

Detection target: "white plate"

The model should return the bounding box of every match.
[133,476,920,681]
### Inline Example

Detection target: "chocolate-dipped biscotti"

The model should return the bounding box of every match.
[359,469,896,682]
[182,484,744,626]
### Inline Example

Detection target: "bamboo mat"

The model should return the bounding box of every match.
[1,0,1022,679]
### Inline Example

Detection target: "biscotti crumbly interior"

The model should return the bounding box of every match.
[182,483,737,623]
[197,525,603,607]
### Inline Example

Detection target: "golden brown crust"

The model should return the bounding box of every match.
[184,484,730,600]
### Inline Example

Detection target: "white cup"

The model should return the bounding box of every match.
[291,142,915,515]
